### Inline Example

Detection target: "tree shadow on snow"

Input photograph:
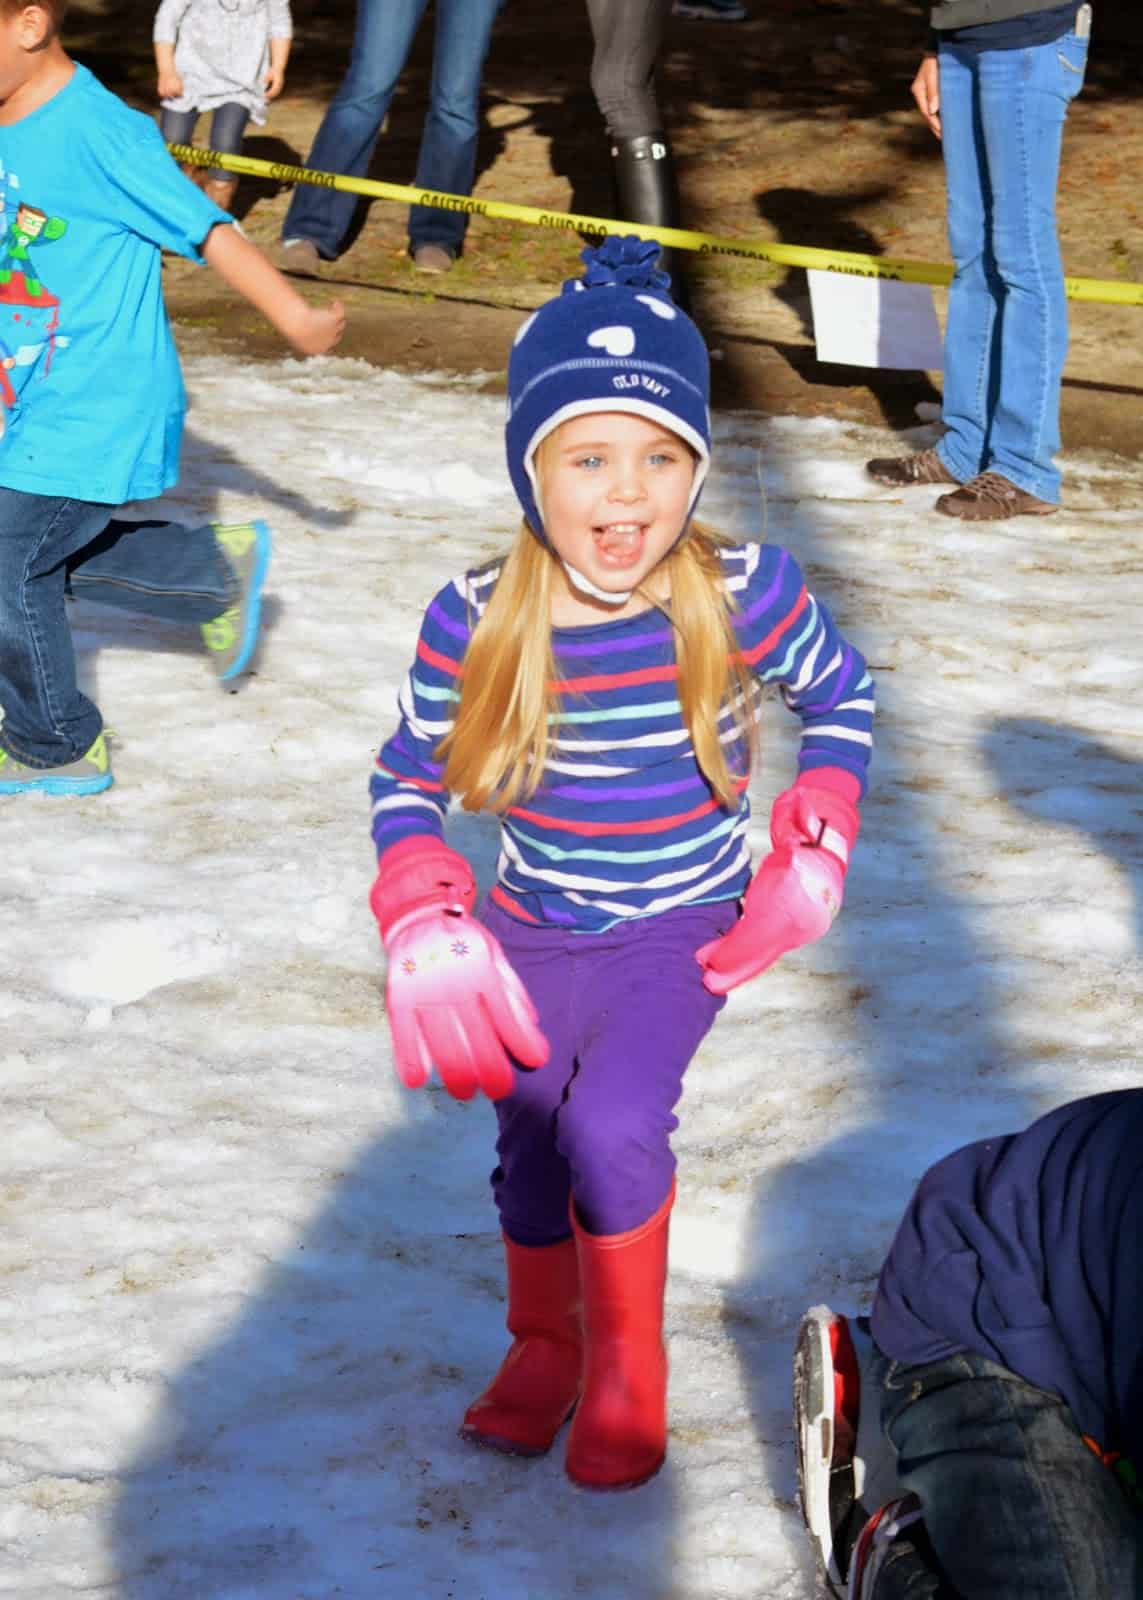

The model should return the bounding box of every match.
[982,717,1143,951]
[112,812,684,1600]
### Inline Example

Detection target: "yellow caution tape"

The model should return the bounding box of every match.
[169,143,1143,308]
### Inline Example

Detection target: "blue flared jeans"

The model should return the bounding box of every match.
[281,0,504,260]
[934,28,1088,504]
[868,1344,1143,1598]
[0,491,234,767]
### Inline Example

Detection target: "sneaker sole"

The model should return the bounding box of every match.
[0,770,113,795]
[219,519,272,683]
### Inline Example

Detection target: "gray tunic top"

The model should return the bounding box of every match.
[154,0,292,125]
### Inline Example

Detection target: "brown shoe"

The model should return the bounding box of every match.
[865,446,958,487]
[273,238,323,277]
[412,243,454,275]
[935,471,1058,521]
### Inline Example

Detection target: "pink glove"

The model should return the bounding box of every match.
[370,837,549,1102]
[696,769,860,995]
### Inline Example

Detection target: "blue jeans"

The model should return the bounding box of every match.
[281,0,504,259]
[0,492,235,768]
[869,1345,1143,1599]
[935,29,1088,504]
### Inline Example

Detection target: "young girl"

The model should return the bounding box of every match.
[153,0,292,211]
[368,236,874,1491]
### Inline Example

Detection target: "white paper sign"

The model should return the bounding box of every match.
[807,270,944,371]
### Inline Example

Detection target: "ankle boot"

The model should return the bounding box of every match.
[460,1234,581,1456]
[609,132,690,311]
[565,1184,674,1490]
[203,176,238,213]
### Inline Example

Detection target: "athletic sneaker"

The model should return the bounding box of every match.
[846,1495,926,1600]
[201,520,272,683]
[673,0,748,18]
[0,731,113,795]
[793,1306,901,1596]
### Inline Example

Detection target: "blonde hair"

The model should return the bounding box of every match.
[437,514,759,815]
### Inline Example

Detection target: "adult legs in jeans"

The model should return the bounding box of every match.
[282,0,502,260]
[869,1344,1143,1599]
[281,0,427,259]
[936,34,1088,504]
[0,494,235,767]
[407,0,504,255]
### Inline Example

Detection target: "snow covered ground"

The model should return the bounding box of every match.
[2,354,1141,1600]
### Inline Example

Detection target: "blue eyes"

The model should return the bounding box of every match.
[573,453,677,470]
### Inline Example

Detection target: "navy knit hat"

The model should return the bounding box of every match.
[505,236,711,544]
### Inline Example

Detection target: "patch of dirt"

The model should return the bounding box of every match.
[74,0,1143,456]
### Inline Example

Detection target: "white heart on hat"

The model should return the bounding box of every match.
[587,325,636,357]
[636,294,677,320]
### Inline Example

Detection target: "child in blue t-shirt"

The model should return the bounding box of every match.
[0,0,346,796]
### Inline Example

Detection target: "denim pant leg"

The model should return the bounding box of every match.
[407,0,505,253]
[67,517,236,624]
[281,0,429,258]
[935,46,997,486]
[876,1346,1143,1600]
[0,494,113,766]
[978,32,1087,501]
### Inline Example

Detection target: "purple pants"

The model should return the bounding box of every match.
[481,899,736,1245]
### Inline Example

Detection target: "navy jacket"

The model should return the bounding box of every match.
[872,1091,1143,1464]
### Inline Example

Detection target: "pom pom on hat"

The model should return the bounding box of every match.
[570,235,672,296]
[506,235,711,544]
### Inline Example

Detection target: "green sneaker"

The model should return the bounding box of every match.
[0,731,113,795]
[201,519,272,683]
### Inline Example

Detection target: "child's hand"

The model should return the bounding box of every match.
[370,836,549,1101]
[264,65,285,100]
[157,67,184,100]
[383,905,550,1100]
[696,845,844,994]
[696,770,860,993]
[286,300,346,357]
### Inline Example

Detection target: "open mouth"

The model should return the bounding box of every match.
[592,521,648,570]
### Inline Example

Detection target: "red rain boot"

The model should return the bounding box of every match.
[460,1234,581,1456]
[565,1184,674,1491]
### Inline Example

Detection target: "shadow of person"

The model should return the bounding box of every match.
[982,717,1143,950]
[112,811,683,1599]
[753,185,942,426]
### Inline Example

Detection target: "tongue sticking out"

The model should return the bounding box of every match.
[596,525,643,565]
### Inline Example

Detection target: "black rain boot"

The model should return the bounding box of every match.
[609,132,691,314]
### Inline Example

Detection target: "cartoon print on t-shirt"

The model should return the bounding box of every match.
[0,163,70,417]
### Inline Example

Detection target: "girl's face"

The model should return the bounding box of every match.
[537,411,696,621]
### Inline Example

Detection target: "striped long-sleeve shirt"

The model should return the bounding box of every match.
[370,541,874,933]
